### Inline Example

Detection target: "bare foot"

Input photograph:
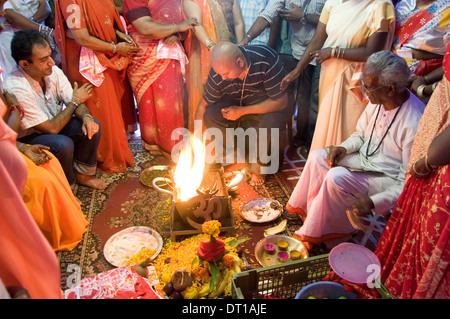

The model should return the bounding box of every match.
[249,172,266,186]
[76,173,106,190]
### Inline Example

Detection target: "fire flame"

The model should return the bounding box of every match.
[173,134,206,201]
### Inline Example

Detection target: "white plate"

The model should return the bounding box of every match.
[103,226,163,267]
[239,198,283,223]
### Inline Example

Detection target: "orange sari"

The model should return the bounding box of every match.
[183,0,235,131]
[22,151,88,252]
[55,0,134,174]
[0,100,62,299]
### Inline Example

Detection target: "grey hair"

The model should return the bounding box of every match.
[364,51,411,89]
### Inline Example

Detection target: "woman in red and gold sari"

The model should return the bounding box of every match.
[122,0,197,156]
[371,42,450,299]
[54,0,139,174]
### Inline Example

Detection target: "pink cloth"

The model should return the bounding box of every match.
[79,46,107,87]
[65,266,163,299]
[0,99,62,299]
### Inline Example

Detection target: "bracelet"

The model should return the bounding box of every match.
[424,154,432,171]
[70,101,80,108]
[206,39,215,51]
[84,113,93,120]
[339,48,345,59]
[416,84,427,98]
[18,142,26,151]
[431,82,438,91]
[331,47,336,58]
[38,24,54,37]
[111,41,117,53]
[245,34,252,41]
[412,160,431,176]
[424,75,430,84]
[10,105,25,119]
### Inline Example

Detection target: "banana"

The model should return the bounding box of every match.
[209,268,230,298]
[264,219,287,237]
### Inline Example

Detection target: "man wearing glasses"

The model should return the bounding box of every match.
[285,51,425,251]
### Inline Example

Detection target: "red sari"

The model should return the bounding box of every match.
[123,0,185,155]
[55,0,135,174]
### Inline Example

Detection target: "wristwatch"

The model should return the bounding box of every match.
[301,12,308,24]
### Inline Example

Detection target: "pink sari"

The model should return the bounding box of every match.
[123,0,185,154]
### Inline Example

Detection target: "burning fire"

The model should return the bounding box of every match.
[173,134,206,201]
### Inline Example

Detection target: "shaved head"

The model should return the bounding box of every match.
[210,41,247,81]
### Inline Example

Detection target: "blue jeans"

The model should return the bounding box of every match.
[19,117,101,185]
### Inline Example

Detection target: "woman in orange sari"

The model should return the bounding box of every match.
[123,0,197,156]
[0,96,62,299]
[54,0,139,174]
[183,0,245,131]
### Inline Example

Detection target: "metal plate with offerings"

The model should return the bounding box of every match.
[103,226,163,267]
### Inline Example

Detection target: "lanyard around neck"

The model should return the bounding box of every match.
[365,103,403,159]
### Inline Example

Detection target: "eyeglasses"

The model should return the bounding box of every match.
[361,81,385,95]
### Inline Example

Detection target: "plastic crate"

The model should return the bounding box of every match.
[232,254,331,299]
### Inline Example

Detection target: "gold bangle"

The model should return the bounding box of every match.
[412,160,431,176]
[331,47,336,58]
[416,84,427,98]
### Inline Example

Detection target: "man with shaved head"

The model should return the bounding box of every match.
[195,41,295,186]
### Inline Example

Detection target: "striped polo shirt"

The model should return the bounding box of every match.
[203,45,290,107]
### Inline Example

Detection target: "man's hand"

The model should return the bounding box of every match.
[72,82,93,104]
[326,145,346,167]
[277,2,304,21]
[221,106,244,121]
[352,193,375,216]
[280,67,300,90]
[82,115,99,139]
[22,144,52,166]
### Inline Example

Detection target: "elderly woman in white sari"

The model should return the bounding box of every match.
[281,0,396,151]
[286,51,425,251]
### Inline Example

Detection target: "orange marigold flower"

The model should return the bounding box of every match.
[202,220,221,238]
[223,254,234,268]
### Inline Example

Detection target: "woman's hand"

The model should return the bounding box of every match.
[21,144,52,166]
[310,47,332,64]
[115,41,140,56]
[115,30,137,46]
[164,34,179,46]
[176,17,198,33]
[410,156,432,179]
[72,82,93,104]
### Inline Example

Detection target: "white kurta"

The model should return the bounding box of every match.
[286,92,425,247]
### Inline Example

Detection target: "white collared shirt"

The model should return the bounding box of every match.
[2,65,74,138]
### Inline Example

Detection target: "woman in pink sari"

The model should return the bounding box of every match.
[123,0,197,156]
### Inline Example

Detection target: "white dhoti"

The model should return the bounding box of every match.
[286,149,396,248]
